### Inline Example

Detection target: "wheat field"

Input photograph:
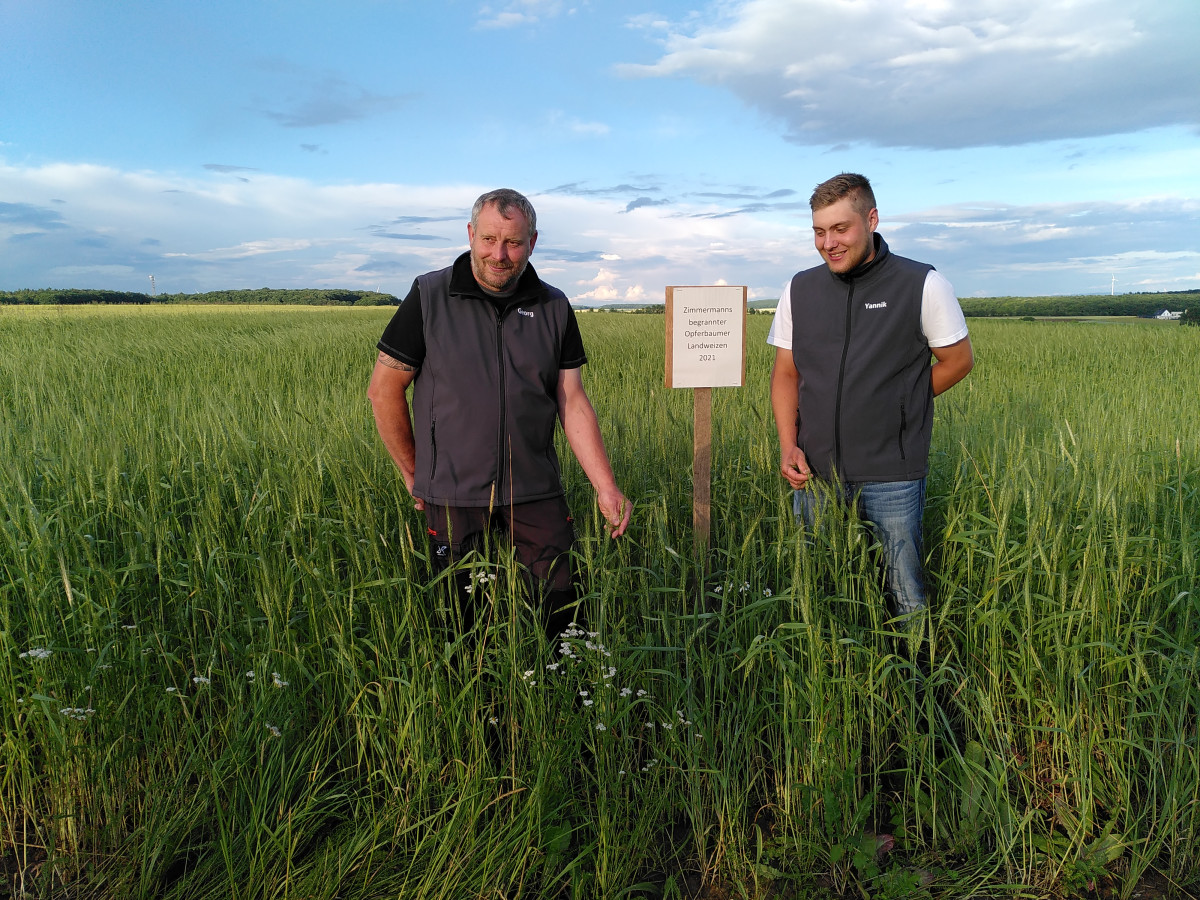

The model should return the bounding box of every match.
[1,305,1197,898]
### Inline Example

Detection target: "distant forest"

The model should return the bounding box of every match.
[0,288,398,306]
[2,287,1197,320]
[958,290,1197,318]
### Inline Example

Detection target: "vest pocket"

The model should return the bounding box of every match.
[897,401,907,460]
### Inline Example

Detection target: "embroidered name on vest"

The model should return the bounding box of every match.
[864,301,888,310]
[517,308,535,318]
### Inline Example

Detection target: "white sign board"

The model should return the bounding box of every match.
[665,285,747,388]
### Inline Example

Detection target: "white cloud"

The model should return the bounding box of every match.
[620,0,1200,149]
[3,159,1197,298]
[571,120,611,137]
[477,0,565,29]
[546,110,612,138]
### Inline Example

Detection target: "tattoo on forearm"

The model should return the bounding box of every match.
[377,352,418,373]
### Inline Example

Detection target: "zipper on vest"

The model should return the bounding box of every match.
[430,416,438,477]
[494,310,507,498]
[897,400,907,460]
[833,281,854,474]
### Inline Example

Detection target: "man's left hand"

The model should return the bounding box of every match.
[598,490,631,538]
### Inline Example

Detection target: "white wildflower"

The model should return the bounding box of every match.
[19,648,52,660]
[265,724,282,738]
[620,687,633,697]
[192,676,211,685]
[272,672,288,688]
[489,717,498,725]
[583,699,594,707]
[595,723,607,731]
[166,686,178,693]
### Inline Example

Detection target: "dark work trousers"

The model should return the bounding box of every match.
[423,495,581,639]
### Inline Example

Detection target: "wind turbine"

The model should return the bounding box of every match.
[149,274,157,297]
[1110,273,1116,296]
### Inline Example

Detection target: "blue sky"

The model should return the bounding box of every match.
[2,0,1198,302]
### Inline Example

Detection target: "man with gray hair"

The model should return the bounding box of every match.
[769,173,974,621]
[368,188,630,637]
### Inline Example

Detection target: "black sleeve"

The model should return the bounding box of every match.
[560,305,587,369]
[377,279,425,367]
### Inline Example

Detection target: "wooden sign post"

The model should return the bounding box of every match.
[664,285,747,559]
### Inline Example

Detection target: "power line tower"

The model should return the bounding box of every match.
[149,274,157,297]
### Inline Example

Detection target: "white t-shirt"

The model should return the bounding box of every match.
[767,269,969,350]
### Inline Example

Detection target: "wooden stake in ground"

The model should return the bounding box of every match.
[692,386,712,555]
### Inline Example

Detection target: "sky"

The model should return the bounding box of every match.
[2,0,1198,302]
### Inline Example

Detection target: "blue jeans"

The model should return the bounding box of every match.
[793,478,927,617]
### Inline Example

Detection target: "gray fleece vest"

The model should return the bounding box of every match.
[410,259,572,507]
[789,235,934,482]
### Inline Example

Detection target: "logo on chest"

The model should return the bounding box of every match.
[864,301,888,310]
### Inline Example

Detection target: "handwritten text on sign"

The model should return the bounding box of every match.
[665,285,747,388]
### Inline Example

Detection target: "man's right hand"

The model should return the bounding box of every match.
[403,472,425,511]
[367,351,424,510]
[780,446,812,490]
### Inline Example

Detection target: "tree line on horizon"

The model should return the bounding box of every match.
[1,286,1197,321]
[0,288,399,306]
[958,290,1196,319]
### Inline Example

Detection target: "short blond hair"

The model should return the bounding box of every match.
[810,173,876,216]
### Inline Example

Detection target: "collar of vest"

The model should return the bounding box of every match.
[835,233,891,283]
[448,252,548,308]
